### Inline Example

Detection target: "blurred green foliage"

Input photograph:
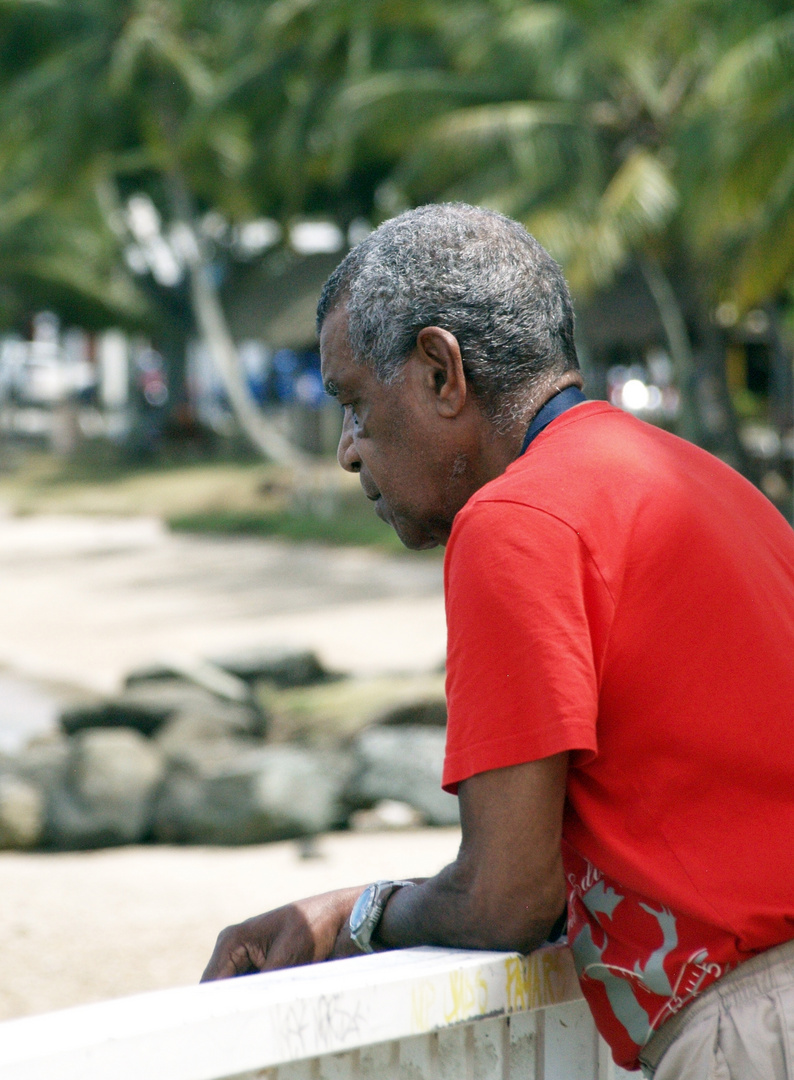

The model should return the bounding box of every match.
[0,0,791,326]
[0,0,791,470]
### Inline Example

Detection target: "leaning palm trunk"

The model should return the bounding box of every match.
[639,254,756,478]
[638,254,703,446]
[168,176,305,467]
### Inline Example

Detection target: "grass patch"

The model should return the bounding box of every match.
[0,451,272,520]
[168,500,406,550]
[0,446,425,551]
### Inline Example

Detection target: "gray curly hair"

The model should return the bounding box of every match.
[316,202,579,426]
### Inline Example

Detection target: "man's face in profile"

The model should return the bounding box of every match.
[321,304,458,551]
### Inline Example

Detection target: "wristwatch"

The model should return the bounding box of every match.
[348,879,416,954]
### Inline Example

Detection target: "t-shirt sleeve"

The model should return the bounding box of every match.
[442,498,611,792]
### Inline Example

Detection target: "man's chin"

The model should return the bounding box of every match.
[390,517,440,551]
[399,533,440,552]
[377,502,439,551]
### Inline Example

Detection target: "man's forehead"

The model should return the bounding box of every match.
[321,327,364,397]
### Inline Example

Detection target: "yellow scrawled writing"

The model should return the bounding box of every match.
[443,969,489,1024]
[505,951,569,1012]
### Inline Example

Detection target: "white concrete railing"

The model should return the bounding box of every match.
[0,946,635,1080]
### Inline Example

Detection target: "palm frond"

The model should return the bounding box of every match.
[568,149,677,291]
[703,12,794,106]
[431,100,581,141]
[334,69,497,118]
[500,3,574,53]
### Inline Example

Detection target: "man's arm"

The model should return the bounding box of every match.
[201,752,567,980]
[375,753,567,952]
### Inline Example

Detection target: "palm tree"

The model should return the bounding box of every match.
[0,7,148,330]
[324,0,791,469]
[0,0,308,463]
[692,8,794,311]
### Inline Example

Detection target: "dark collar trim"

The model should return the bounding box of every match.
[520,386,587,455]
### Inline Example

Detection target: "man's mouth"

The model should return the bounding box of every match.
[361,482,385,519]
[363,489,388,521]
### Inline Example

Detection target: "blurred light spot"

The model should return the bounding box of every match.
[236,219,281,256]
[745,309,770,336]
[290,221,344,255]
[715,301,739,328]
[621,379,651,411]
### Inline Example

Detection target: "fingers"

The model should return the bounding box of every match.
[200,905,318,982]
[200,888,365,983]
[201,925,265,982]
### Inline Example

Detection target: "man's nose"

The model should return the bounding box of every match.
[337,416,361,473]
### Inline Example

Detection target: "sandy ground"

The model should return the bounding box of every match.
[0,512,453,1021]
[0,828,461,1021]
[0,513,446,697]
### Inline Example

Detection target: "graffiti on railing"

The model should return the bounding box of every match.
[505,947,579,1011]
[411,978,436,1031]
[407,948,578,1037]
[410,965,490,1032]
[443,968,489,1023]
[277,992,368,1057]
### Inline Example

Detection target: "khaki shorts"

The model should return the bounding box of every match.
[639,937,794,1080]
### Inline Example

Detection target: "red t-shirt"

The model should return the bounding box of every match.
[442,402,794,1070]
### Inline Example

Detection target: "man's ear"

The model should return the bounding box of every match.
[415,326,467,418]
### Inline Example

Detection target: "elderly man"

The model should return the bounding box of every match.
[203,204,794,1078]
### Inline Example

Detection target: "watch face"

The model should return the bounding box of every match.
[350,884,377,935]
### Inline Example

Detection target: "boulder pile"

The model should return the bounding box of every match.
[0,649,457,849]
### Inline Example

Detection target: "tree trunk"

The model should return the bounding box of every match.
[689,295,756,482]
[167,174,306,467]
[639,254,703,445]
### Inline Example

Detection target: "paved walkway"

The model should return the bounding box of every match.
[0,513,446,741]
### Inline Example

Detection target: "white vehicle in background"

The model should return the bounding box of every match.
[0,321,96,408]
[7,344,95,406]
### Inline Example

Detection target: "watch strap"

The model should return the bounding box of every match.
[349,879,416,954]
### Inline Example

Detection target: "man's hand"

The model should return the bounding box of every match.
[201,885,362,981]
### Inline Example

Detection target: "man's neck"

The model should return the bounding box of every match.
[437,371,586,545]
[478,371,585,479]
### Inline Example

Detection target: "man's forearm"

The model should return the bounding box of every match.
[374,858,563,955]
[205,757,568,978]
[372,758,569,956]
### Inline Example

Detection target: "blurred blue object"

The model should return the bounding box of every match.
[271,348,299,402]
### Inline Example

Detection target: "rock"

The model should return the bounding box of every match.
[214,647,333,688]
[0,775,44,848]
[258,673,446,744]
[155,713,263,761]
[377,700,447,727]
[47,728,166,849]
[153,744,352,844]
[346,726,459,827]
[154,737,257,775]
[349,799,425,832]
[124,655,252,704]
[60,679,267,739]
[11,733,70,789]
